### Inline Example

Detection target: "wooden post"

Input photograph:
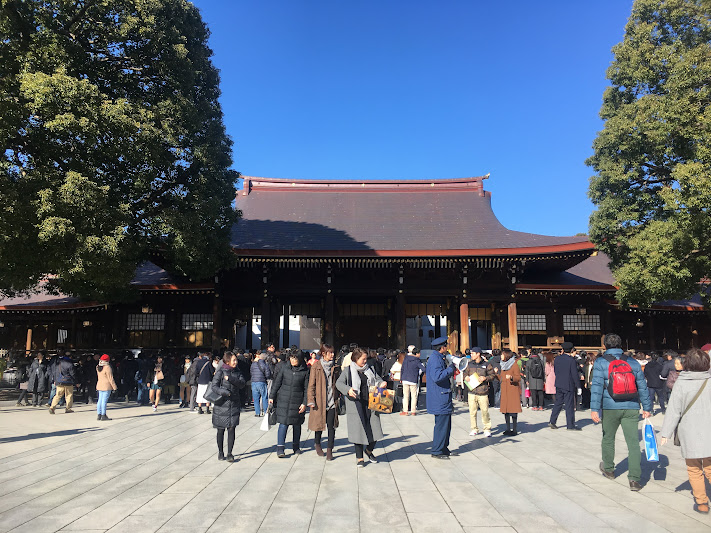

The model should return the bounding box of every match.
[396,293,406,349]
[282,305,290,349]
[507,302,519,353]
[434,314,441,341]
[491,305,502,350]
[324,293,335,346]
[459,302,470,353]
[260,297,271,349]
[25,327,32,354]
[270,299,280,348]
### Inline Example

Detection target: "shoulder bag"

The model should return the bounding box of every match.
[204,369,229,404]
[673,378,708,446]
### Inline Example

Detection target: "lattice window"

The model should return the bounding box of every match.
[517,314,547,333]
[181,314,213,331]
[127,313,165,331]
[563,314,601,332]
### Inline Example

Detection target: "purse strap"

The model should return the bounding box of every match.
[679,378,708,422]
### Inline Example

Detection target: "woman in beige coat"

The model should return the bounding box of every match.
[307,344,340,460]
[96,354,117,421]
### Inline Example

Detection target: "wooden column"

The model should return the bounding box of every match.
[282,305,290,349]
[260,297,271,349]
[396,294,406,349]
[434,314,441,341]
[491,305,502,350]
[269,299,280,348]
[459,302,470,353]
[507,302,519,353]
[323,293,335,346]
[25,327,33,354]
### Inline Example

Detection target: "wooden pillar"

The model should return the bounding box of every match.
[434,314,441,341]
[282,305,290,349]
[245,307,253,351]
[260,297,271,349]
[459,302,470,353]
[507,302,519,353]
[269,299,280,347]
[25,327,32,354]
[323,293,335,346]
[396,294,406,349]
[491,304,502,350]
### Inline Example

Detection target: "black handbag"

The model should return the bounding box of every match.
[267,404,277,426]
[203,382,223,404]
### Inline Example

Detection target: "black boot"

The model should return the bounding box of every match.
[97,414,101,421]
[206,406,211,414]
[101,414,112,421]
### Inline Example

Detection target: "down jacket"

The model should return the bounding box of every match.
[27,359,50,393]
[269,362,309,426]
[590,349,652,412]
[211,363,246,429]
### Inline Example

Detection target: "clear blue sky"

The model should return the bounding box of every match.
[191,0,634,237]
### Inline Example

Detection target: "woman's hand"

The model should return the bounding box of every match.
[298,404,306,414]
[268,398,273,404]
[378,382,387,389]
[348,388,357,399]
[505,374,511,380]
[224,375,229,381]
[660,437,668,446]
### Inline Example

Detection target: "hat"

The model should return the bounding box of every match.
[471,346,482,353]
[100,354,110,361]
[701,343,711,352]
[431,336,448,348]
[562,341,575,353]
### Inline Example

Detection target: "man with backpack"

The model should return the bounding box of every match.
[591,333,652,491]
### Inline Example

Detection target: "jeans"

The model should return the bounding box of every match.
[97,390,110,415]
[277,423,302,450]
[136,382,149,405]
[252,382,268,415]
[601,409,642,482]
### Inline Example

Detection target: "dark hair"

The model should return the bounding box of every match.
[683,348,710,372]
[352,347,368,363]
[501,349,513,360]
[319,343,334,357]
[222,351,234,365]
[289,350,304,366]
[412,346,420,355]
[604,333,622,349]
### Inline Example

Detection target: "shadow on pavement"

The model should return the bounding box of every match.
[0,427,102,444]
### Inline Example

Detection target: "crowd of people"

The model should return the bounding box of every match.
[9,334,711,514]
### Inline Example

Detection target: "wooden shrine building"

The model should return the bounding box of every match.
[1,176,709,355]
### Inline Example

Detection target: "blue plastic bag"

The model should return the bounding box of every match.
[644,418,659,462]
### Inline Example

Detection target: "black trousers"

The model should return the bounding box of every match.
[531,389,544,408]
[314,408,337,449]
[354,441,376,460]
[17,389,29,404]
[648,387,666,412]
[550,389,575,428]
[216,427,236,455]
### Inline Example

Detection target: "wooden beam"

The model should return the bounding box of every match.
[25,327,32,354]
[459,302,470,352]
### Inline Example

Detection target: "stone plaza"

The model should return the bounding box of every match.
[0,399,709,533]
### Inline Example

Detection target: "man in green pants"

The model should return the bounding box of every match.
[590,333,652,491]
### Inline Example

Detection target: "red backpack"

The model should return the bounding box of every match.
[603,355,638,401]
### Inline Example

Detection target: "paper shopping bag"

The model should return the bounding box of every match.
[368,386,394,413]
[260,412,272,432]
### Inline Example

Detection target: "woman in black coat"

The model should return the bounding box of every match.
[211,351,246,463]
[269,350,309,458]
[27,353,50,406]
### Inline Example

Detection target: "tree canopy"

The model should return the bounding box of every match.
[587,0,711,307]
[0,0,239,301]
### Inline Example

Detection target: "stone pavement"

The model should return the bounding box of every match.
[0,397,709,533]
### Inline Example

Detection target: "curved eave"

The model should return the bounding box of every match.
[0,302,105,312]
[516,284,617,292]
[232,241,595,258]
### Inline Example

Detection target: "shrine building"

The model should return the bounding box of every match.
[0,176,708,355]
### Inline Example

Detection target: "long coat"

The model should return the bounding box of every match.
[525,355,545,391]
[211,364,246,429]
[27,359,49,393]
[307,360,340,432]
[544,361,556,394]
[269,363,309,426]
[425,351,455,415]
[659,371,711,459]
[336,366,384,445]
[498,362,522,414]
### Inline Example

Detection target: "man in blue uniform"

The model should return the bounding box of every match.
[426,337,456,459]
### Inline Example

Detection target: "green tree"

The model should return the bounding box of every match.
[587,0,711,307]
[0,0,238,301]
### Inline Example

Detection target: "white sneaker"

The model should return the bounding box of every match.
[469,429,479,437]
[152,405,157,412]
[483,430,492,437]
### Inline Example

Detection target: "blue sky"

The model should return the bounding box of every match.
[191,0,634,237]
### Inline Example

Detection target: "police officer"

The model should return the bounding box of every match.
[426,337,457,459]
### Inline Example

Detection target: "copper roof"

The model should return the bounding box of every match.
[231,177,593,257]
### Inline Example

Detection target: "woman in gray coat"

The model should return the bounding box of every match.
[335,348,387,467]
[660,348,711,515]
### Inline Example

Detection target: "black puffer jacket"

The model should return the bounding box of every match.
[27,359,50,392]
[211,363,246,429]
[269,363,309,425]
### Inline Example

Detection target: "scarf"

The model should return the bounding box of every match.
[320,359,335,409]
[350,361,376,400]
[500,356,517,371]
